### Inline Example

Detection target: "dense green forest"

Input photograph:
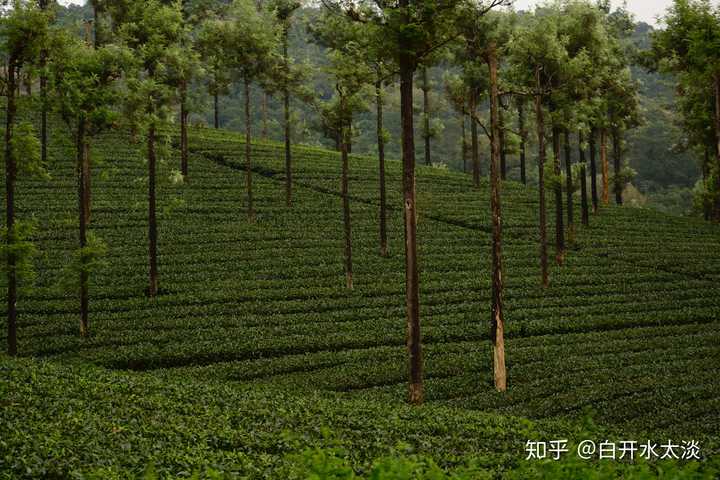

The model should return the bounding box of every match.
[1,0,719,478]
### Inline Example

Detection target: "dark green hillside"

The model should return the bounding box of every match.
[1,114,719,476]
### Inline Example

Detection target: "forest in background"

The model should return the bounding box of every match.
[53,2,702,216]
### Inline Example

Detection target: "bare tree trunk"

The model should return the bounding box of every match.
[461,111,467,173]
[601,128,609,205]
[244,78,254,220]
[518,98,526,185]
[77,116,89,337]
[703,146,710,221]
[180,80,189,179]
[471,91,480,187]
[422,66,431,166]
[376,79,388,257]
[487,45,506,392]
[148,122,159,297]
[499,109,506,181]
[5,62,17,356]
[579,131,589,226]
[552,126,564,265]
[341,105,353,289]
[714,74,720,221]
[564,128,574,240]
[283,26,292,207]
[612,127,622,205]
[214,91,219,129]
[535,67,548,288]
[589,127,598,213]
[399,19,423,405]
[83,142,91,223]
[39,0,48,170]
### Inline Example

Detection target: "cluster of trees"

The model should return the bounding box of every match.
[2,0,718,404]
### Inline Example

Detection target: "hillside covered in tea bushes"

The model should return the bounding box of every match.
[1,116,719,477]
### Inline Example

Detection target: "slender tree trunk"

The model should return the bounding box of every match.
[92,0,101,47]
[714,73,720,221]
[341,105,353,289]
[552,126,564,264]
[487,45,506,392]
[180,81,189,179]
[579,131,589,226]
[5,62,17,356]
[564,128,574,240]
[214,92,219,129]
[376,79,388,257]
[399,23,423,405]
[518,98,526,185]
[244,78,254,220]
[461,111,467,173]
[471,91,480,187]
[83,142,91,223]
[283,25,292,207]
[534,68,548,288]
[499,110,506,181]
[422,66,431,166]
[261,92,269,140]
[148,122,159,297]
[589,127,598,213]
[601,128,609,205]
[703,146,710,221]
[77,116,89,337]
[612,127,622,205]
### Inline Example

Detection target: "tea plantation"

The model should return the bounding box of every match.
[1,118,719,478]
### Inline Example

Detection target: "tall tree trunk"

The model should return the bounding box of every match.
[471,91,480,187]
[518,98,526,185]
[564,128,574,240]
[341,105,353,289]
[499,109,506,180]
[589,127,598,213]
[714,73,720,221]
[376,79,388,257]
[180,81,189,179]
[283,25,292,207]
[399,17,423,405]
[148,122,159,297]
[703,146,710,221]
[601,128,609,205]
[422,66,431,166]
[5,62,17,356]
[487,45,506,392]
[244,78,254,220]
[77,116,89,337]
[214,91,219,129]
[579,131,589,226]
[261,92,269,140]
[39,0,48,171]
[552,126,564,264]
[534,68,548,288]
[461,111,467,173]
[92,0,101,47]
[612,127,623,205]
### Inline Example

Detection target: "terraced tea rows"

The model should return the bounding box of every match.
[3,120,719,449]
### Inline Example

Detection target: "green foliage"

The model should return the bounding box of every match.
[0,218,39,287]
[8,121,48,180]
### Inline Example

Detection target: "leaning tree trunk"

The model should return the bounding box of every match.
[399,22,423,405]
[471,91,480,187]
[714,73,720,221]
[148,121,159,297]
[552,125,565,265]
[487,45,506,392]
[341,106,353,289]
[564,128,574,240]
[589,127,598,213]
[579,131,589,226]
[5,61,18,356]
[180,80,189,179]
[422,66,431,166]
[244,78,254,220]
[535,67,549,288]
[601,128,609,205]
[518,98,526,185]
[77,116,90,337]
[612,127,623,205]
[283,25,292,207]
[376,79,388,257]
